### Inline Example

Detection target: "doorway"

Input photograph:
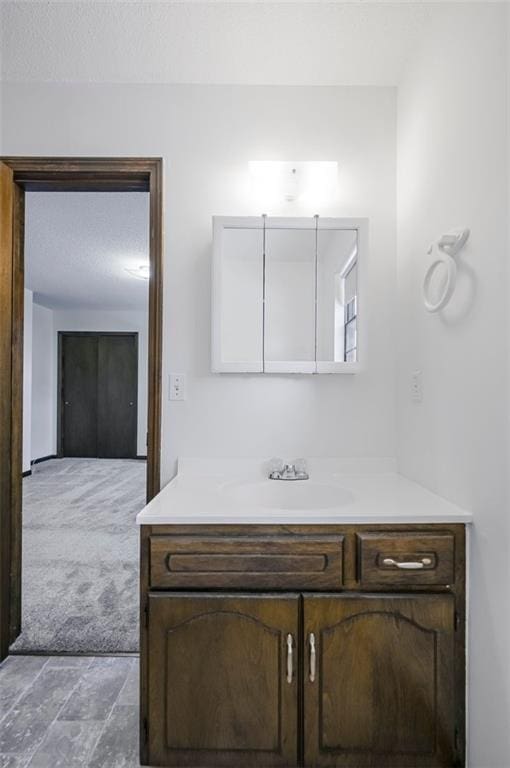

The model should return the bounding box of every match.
[0,158,163,661]
[59,332,138,459]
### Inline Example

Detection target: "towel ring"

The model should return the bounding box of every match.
[423,252,457,313]
[423,228,469,313]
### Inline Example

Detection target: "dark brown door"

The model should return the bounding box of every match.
[61,333,137,459]
[97,334,137,458]
[303,594,456,768]
[62,335,98,457]
[147,593,299,767]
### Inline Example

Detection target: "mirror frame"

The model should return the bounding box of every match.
[211,216,368,374]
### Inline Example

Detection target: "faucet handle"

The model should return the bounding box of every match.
[268,457,284,474]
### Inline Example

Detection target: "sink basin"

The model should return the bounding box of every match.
[221,480,353,511]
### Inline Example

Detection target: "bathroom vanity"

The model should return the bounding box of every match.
[137,460,471,768]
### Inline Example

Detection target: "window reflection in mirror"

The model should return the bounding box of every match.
[317,229,358,365]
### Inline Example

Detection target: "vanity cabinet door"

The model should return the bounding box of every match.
[147,593,299,767]
[303,594,457,768]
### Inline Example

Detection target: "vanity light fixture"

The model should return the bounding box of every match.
[125,264,150,280]
[249,161,338,206]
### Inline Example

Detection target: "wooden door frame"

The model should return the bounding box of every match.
[57,331,140,459]
[0,157,163,660]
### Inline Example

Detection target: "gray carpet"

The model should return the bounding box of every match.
[11,458,145,654]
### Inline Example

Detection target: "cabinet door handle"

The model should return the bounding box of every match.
[309,632,316,683]
[382,557,432,570]
[286,634,293,684]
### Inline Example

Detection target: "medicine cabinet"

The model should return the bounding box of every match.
[211,216,367,374]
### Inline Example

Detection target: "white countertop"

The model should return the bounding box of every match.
[136,458,473,526]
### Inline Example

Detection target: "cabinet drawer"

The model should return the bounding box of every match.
[357,532,455,587]
[150,535,344,590]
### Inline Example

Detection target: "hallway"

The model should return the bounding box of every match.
[11,459,145,654]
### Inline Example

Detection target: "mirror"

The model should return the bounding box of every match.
[212,217,366,374]
[316,228,358,370]
[265,228,316,373]
[216,226,263,371]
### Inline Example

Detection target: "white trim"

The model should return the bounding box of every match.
[340,247,357,279]
[213,361,263,374]
[465,523,471,767]
[264,360,316,374]
[316,361,360,374]
[265,216,317,230]
[216,216,264,230]
[211,217,224,372]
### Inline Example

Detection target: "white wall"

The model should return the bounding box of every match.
[396,4,509,765]
[22,290,33,473]
[0,83,397,480]
[31,303,56,461]
[52,309,149,456]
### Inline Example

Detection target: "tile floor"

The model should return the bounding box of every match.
[0,655,141,767]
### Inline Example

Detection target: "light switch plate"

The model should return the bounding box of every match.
[169,374,186,401]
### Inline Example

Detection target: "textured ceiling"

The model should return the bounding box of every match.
[25,192,150,311]
[0,1,437,86]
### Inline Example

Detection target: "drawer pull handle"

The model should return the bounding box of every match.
[382,557,432,570]
[286,634,293,684]
[309,633,316,683]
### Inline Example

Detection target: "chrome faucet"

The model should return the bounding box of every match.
[268,458,309,481]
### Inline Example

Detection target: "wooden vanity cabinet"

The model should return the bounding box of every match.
[140,524,466,768]
[303,594,456,768]
[146,593,300,767]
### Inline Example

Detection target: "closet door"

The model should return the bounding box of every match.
[97,334,137,458]
[61,334,98,457]
[61,333,138,459]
